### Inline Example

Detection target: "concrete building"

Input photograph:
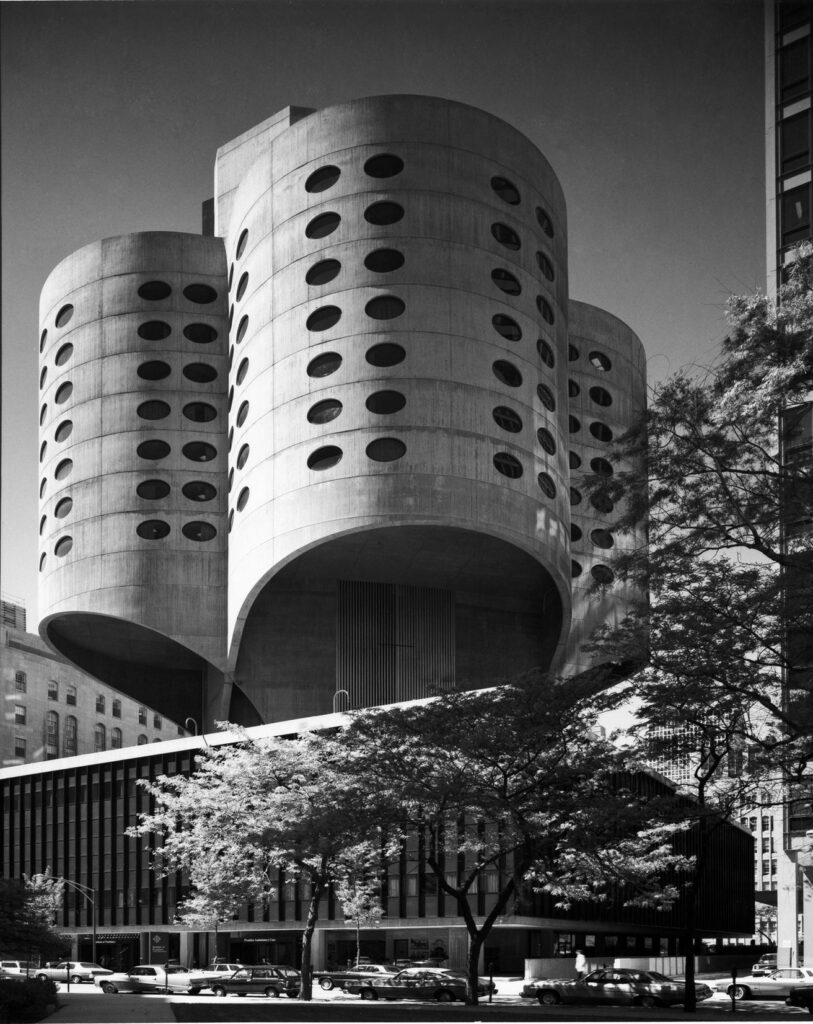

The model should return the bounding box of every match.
[2,95,754,968]
[1,598,184,767]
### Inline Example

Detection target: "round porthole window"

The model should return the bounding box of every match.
[236,272,249,302]
[494,452,523,478]
[183,481,217,502]
[366,438,406,462]
[591,457,613,477]
[236,401,249,427]
[138,400,170,421]
[236,444,250,470]
[537,472,556,499]
[491,268,521,295]
[184,323,218,344]
[569,415,581,433]
[307,399,343,424]
[569,451,582,469]
[39,441,47,462]
[590,421,614,443]
[366,343,405,367]
[236,358,250,385]
[236,487,250,512]
[305,212,340,239]
[55,459,73,480]
[236,315,249,343]
[308,445,343,470]
[591,528,614,549]
[40,515,47,535]
[493,406,522,433]
[55,420,73,442]
[537,383,555,411]
[364,249,405,273]
[366,390,406,414]
[568,344,579,362]
[183,521,217,541]
[55,497,73,518]
[589,386,613,407]
[591,492,615,514]
[39,553,47,572]
[537,297,555,324]
[40,329,48,353]
[138,360,171,381]
[492,314,522,342]
[183,284,218,304]
[40,404,48,425]
[592,564,615,585]
[536,252,555,280]
[307,352,342,377]
[40,478,47,499]
[228,264,234,291]
[138,440,171,460]
[307,306,342,331]
[491,223,521,250]
[364,153,404,178]
[55,304,74,328]
[55,343,73,366]
[571,523,583,542]
[491,176,521,205]
[493,360,522,387]
[306,259,341,286]
[589,351,612,372]
[55,382,73,404]
[568,380,580,398]
[137,520,170,540]
[537,427,555,454]
[571,561,583,578]
[54,536,73,557]
[183,402,217,423]
[40,367,48,389]
[537,338,555,367]
[570,487,582,506]
[183,441,217,462]
[536,207,555,237]
[305,165,341,192]
[183,363,217,383]
[364,201,404,225]
[137,479,170,500]
[138,281,172,301]
[365,296,405,320]
[138,321,171,341]
[236,229,249,259]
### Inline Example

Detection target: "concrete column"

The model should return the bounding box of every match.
[777,848,799,967]
[309,928,326,970]
[802,871,813,966]
[179,930,193,969]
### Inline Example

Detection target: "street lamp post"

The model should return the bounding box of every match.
[61,878,96,967]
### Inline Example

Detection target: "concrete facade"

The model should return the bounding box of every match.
[36,95,647,729]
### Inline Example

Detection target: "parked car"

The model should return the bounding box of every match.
[95,964,209,994]
[347,968,489,1002]
[751,954,778,976]
[315,963,395,990]
[726,967,813,1000]
[522,968,713,1008]
[205,966,300,998]
[0,960,39,977]
[35,961,112,984]
[787,983,813,1011]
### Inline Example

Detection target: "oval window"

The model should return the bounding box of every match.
[39,515,47,535]
[138,321,171,341]
[55,382,73,404]
[571,523,583,542]
[308,445,343,470]
[184,402,217,423]
[55,497,73,518]
[39,552,47,572]
[537,338,555,367]
[591,492,615,514]
[138,281,172,301]
[40,329,48,352]
[536,207,555,237]
[365,296,405,320]
[536,252,555,280]
[491,176,521,205]
[183,481,217,502]
[493,360,522,387]
[494,452,523,478]
[40,478,47,498]
[364,153,404,178]
[537,427,555,454]
[590,386,612,407]
[592,565,615,585]
[569,415,581,433]
[364,201,404,225]
[137,520,170,540]
[236,273,249,302]
[183,441,217,462]
[137,479,170,500]
[590,421,614,443]
[236,444,250,470]
[492,314,522,342]
[55,459,73,480]
[55,343,73,366]
[138,400,170,420]
[308,399,343,424]
[537,296,555,324]
[236,401,249,427]
[568,380,580,398]
[138,440,171,460]
[491,223,521,250]
[307,306,342,331]
[306,259,341,286]
[307,352,342,378]
[493,406,522,433]
[590,351,612,372]
[235,358,249,385]
[568,344,579,362]
[228,264,234,291]
[366,343,405,367]
[366,438,406,462]
[55,420,73,442]
[55,304,74,328]
[364,249,405,273]
[183,521,217,541]
[228,467,234,493]
[591,457,613,477]
[366,390,406,414]
[39,440,47,462]
[569,451,582,469]
[236,228,249,259]
[537,383,555,411]
[571,561,583,578]
[40,404,48,425]
[40,367,48,389]
[138,360,171,381]
[591,528,614,549]
[305,165,341,192]
[183,363,217,383]
[570,487,582,506]
[183,284,218,304]
[236,487,250,512]
[236,315,250,343]
[184,323,218,344]
[537,472,556,499]
[491,268,521,295]
[305,212,341,239]
[54,536,73,557]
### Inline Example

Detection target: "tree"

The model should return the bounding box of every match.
[346,673,692,1005]
[0,877,67,962]
[129,728,394,1000]
[332,843,385,968]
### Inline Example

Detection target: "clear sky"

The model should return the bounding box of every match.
[1,0,766,620]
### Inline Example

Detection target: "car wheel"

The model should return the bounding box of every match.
[320,978,334,990]
[639,995,659,1008]
[187,988,200,995]
[265,987,280,998]
[538,990,561,1006]
[731,985,750,1000]
[360,988,377,1000]
[100,982,116,994]
[436,989,455,1002]
[70,975,83,985]
[212,986,226,997]
[36,973,48,982]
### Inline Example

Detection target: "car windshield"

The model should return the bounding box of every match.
[643,972,672,982]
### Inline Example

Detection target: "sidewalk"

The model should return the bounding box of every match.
[53,991,176,1023]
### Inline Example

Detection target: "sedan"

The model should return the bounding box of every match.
[95,964,209,994]
[523,968,713,1008]
[347,968,488,1002]
[206,966,300,998]
[315,964,394,990]
[727,967,813,1000]
[36,961,112,984]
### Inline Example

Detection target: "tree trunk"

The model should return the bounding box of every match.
[298,880,324,1001]
[682,882,697,1014]
[465,933,483,1006]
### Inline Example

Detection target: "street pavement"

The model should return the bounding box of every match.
[48,978,813,1024]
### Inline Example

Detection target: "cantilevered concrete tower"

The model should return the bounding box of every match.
[37,95,646,729]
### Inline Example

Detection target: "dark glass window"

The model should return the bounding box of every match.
[55,343,73,366]
[366,343,405,367]
[537,338,555,367]
[589,350,611,372]
[590,421,614,443]
[137,520,170,539]
[236,444,250,470]
[364,249,405,273]
[537,472,556,498]
[138,280,172,301]
[537,427,555,453]
[236,315,249,343]
[305,165,341,192]
[236,358,250,385]
[308,399,343,424]
[182,441,217,461]
[492,314,522,341]
[138,400,170,420]
[138,360,171,381]
[493,360,522,387]
[54,536,73,557]
[306,259,341,285]
[183,323,218,344]
[308,445,343,470]
[137,479,170,499]
[591,528,614,549]
[492,268,521,295]
[590,457,614,477]
[493,406,522,432]
[55,458,73,480]
[537,296,555,324]
[569,451,582,469]
[590,385,612,407]
[592,564,615,585]
[570,487,582,506]
[781,112,810,176]
[183,363,217,383]
[571,561,583,578]
[236,272,249,301]
[537,383,555,410]
[183,402,217,423]
[366,438,406,462]
[364,153,404,178]
[536,252,555,280]
[568,379,580,398]
[366,391,406,414]
[570,523,582,542]
[307,352,342,377]
[494,452,523,478]
[236,228,249,259]
[137,440,170,460]
[780,37,810,104]
[364,201,404,225]
[491,176,521,205]
[568,344,579,362]
[55,304,74,328]
[569,415,581,434]
[183,284,218,304]
[183,521,217,541]
[491,223,521,250]
[138,320,171,341]
[536,207,554,237]
[306,212,340,239]
[55,497,72,518]
[365,296,405,320]
[236,401,249,427]
[55,382,73,404]
[783,183,812,246]
[307,306,342,331]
